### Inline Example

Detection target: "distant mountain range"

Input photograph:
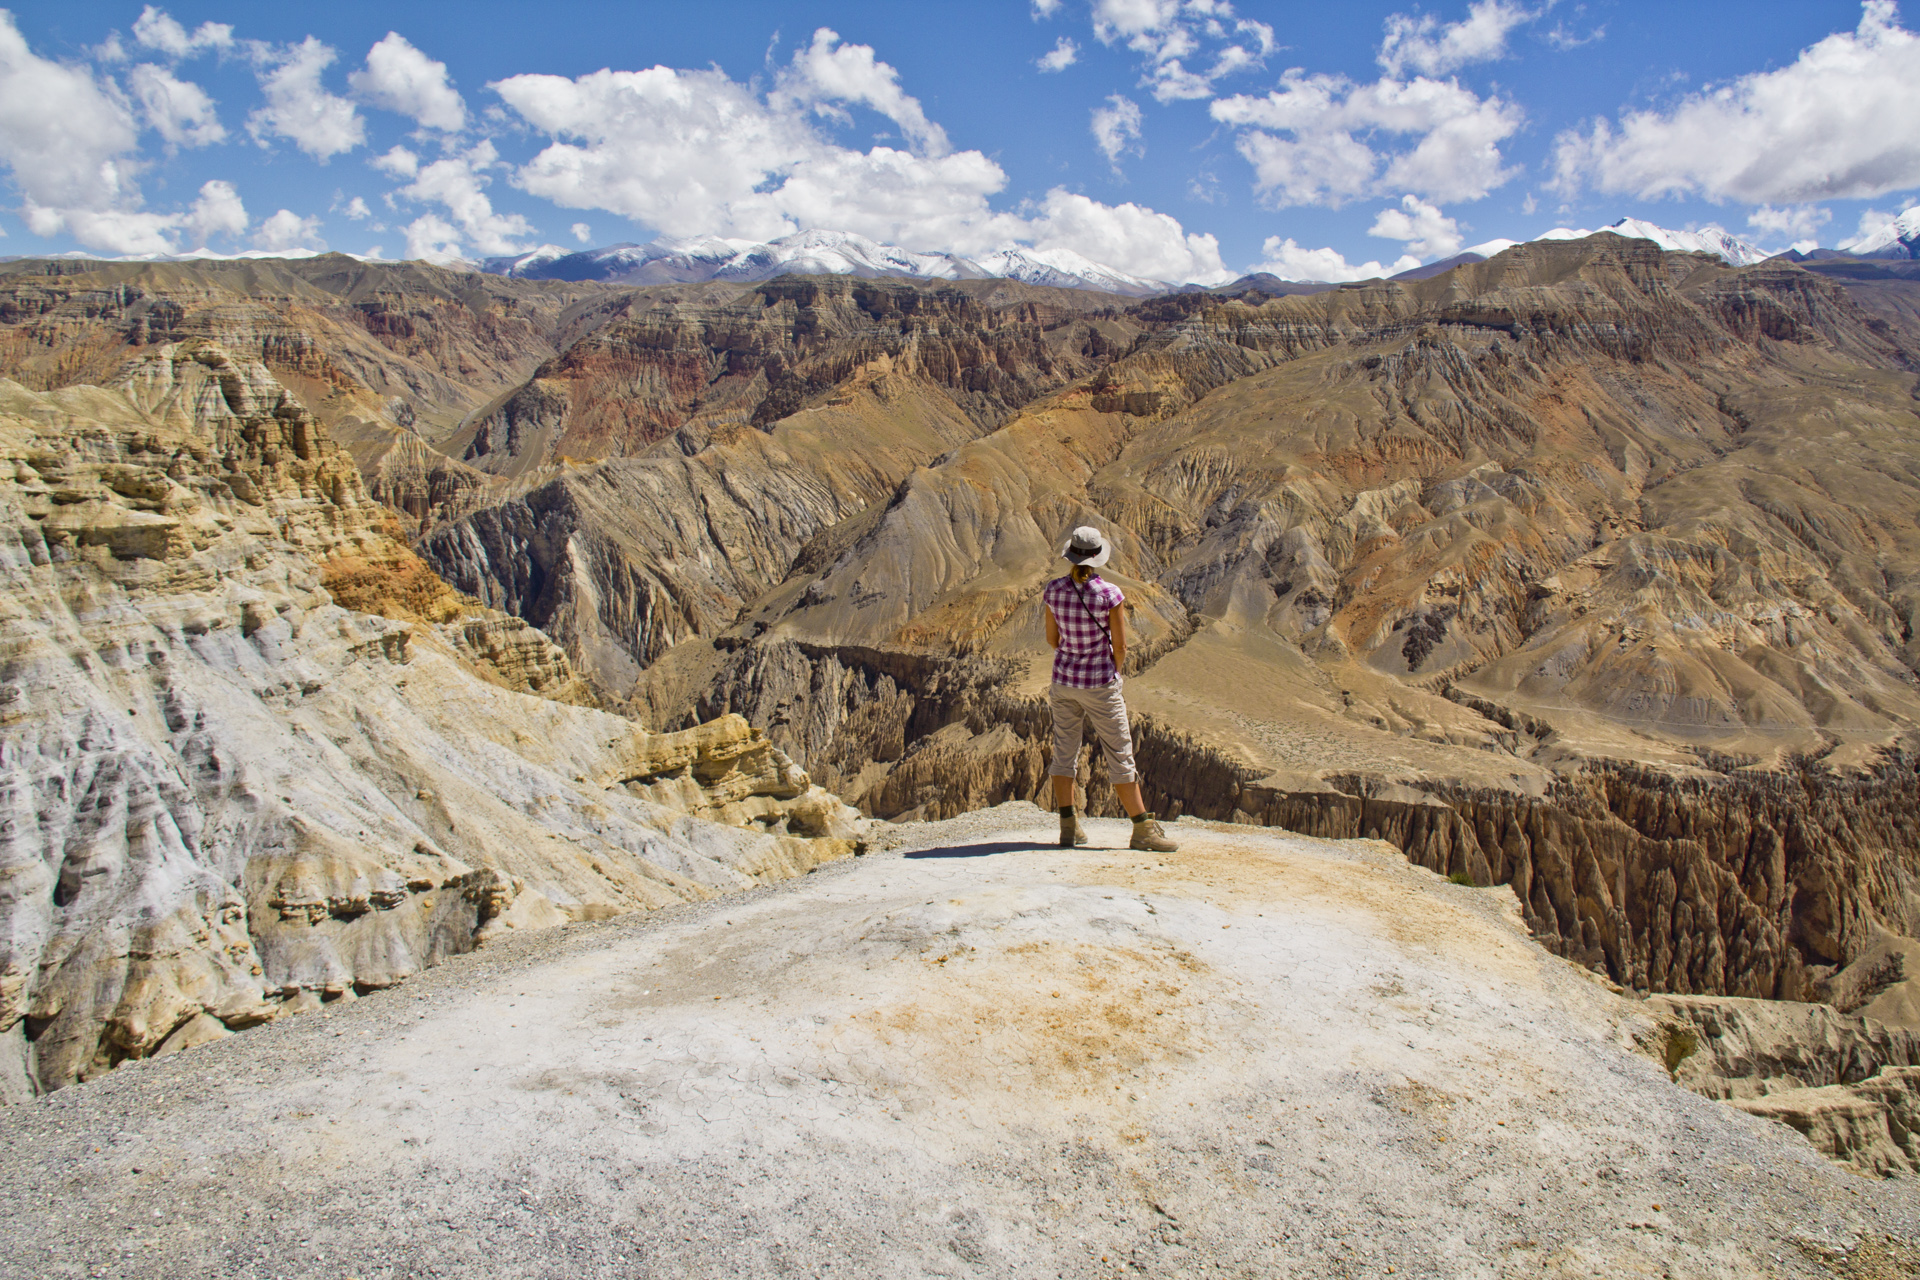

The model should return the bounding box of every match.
[479,229,1168,296]
[14,208,1918,293]
[474,218,1794,294]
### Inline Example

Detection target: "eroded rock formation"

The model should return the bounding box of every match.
[1642,993,1920,1175]
[0,345,859,1100]
[447,275,1145,477]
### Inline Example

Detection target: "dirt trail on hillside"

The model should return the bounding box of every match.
[0,808,1914,1279]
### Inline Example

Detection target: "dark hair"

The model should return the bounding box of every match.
[1070,564,1093,584]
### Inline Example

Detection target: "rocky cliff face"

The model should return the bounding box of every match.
[1641,992,1920,1175]
[0,255,627,540]
[446,275,1145,478]
[0,346,860,1100]
[418,277,1151,689]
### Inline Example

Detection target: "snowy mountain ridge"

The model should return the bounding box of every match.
[480,229,1167,296]
[1838,206,1920,259]
[15,209,1903,291]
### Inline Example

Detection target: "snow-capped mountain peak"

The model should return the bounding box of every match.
[1837,206,1920,259]
[488,244,570,275]
[480,229,1172,295]
[970,246,1162,295]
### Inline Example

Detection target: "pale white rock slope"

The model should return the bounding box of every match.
[0,350,860,1103]
[0,808,1912,1279]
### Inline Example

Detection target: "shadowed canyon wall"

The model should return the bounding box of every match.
[641,637,1920,1003]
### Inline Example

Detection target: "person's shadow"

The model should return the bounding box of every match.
[903,840,1052,859]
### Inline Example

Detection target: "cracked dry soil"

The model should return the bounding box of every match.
[1,805,1916,1279]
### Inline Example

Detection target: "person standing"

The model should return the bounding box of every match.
[1042,526,1179,852]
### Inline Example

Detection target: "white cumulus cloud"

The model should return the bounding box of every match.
[570,221,592,243]
[371,144,419,180]
[1212,71,1523,207]
[131,6,232,60]
[773,28,947,155]
[1022,190,1228,283]
[1251,236,1418,282]
[349,32,466,132]
[384,139,533,256]
[0,11,173,252]
[1091,95,1144,165]
[1088,0,1275,103]
[1368,194,1463,257]
[1746,204,1831,242]
[252,209,326,253]
[247,37,366,161]
[402,212,464,263]
[1551,1,1920,203]
[496,64,821,242]
[491,51,1231,284]
[184,179,246,246]
[126,63,225,148]
[1038,37,1080,72]
[1378,0,1531,77]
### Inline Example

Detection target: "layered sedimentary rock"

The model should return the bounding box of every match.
[0,255,612,439]
[0,255,631,542]
[0,347,859,1100]
[419,277,1149,686]
[446,275,1144,478]
[13,238,1920,1043]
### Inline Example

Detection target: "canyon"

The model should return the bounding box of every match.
[2,241,1920,1181]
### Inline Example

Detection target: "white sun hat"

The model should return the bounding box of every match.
[1060,525,1112,567]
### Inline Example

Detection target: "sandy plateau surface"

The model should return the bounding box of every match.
[0,806,1915,1280]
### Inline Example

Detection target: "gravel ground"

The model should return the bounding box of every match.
[1,803,1915,1279]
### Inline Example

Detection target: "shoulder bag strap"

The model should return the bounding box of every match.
[1069,576,1114,643]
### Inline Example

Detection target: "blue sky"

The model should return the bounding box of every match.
[3,1,1916,281]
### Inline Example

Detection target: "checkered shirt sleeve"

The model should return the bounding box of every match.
[1044,575,1124,687]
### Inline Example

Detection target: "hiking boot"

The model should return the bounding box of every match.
[1060,811,1088,848]
[1129,814,1178,853]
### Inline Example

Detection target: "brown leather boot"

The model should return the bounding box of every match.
[1129,814,1178,852]
[1059,808,1088,848]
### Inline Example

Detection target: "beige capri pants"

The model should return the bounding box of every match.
[1048,679,1138,784]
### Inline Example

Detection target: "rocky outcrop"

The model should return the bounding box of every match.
[1733,1069,1920,1177]
[1641,993,1920,1175]
[656,636,1920,1010]
[0,355,862,1101]
[355,431,496,539]
[15,241,1920,1050]
[413,278,1157,696]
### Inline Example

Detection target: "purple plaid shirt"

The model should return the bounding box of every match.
[1044,574,1124,688]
